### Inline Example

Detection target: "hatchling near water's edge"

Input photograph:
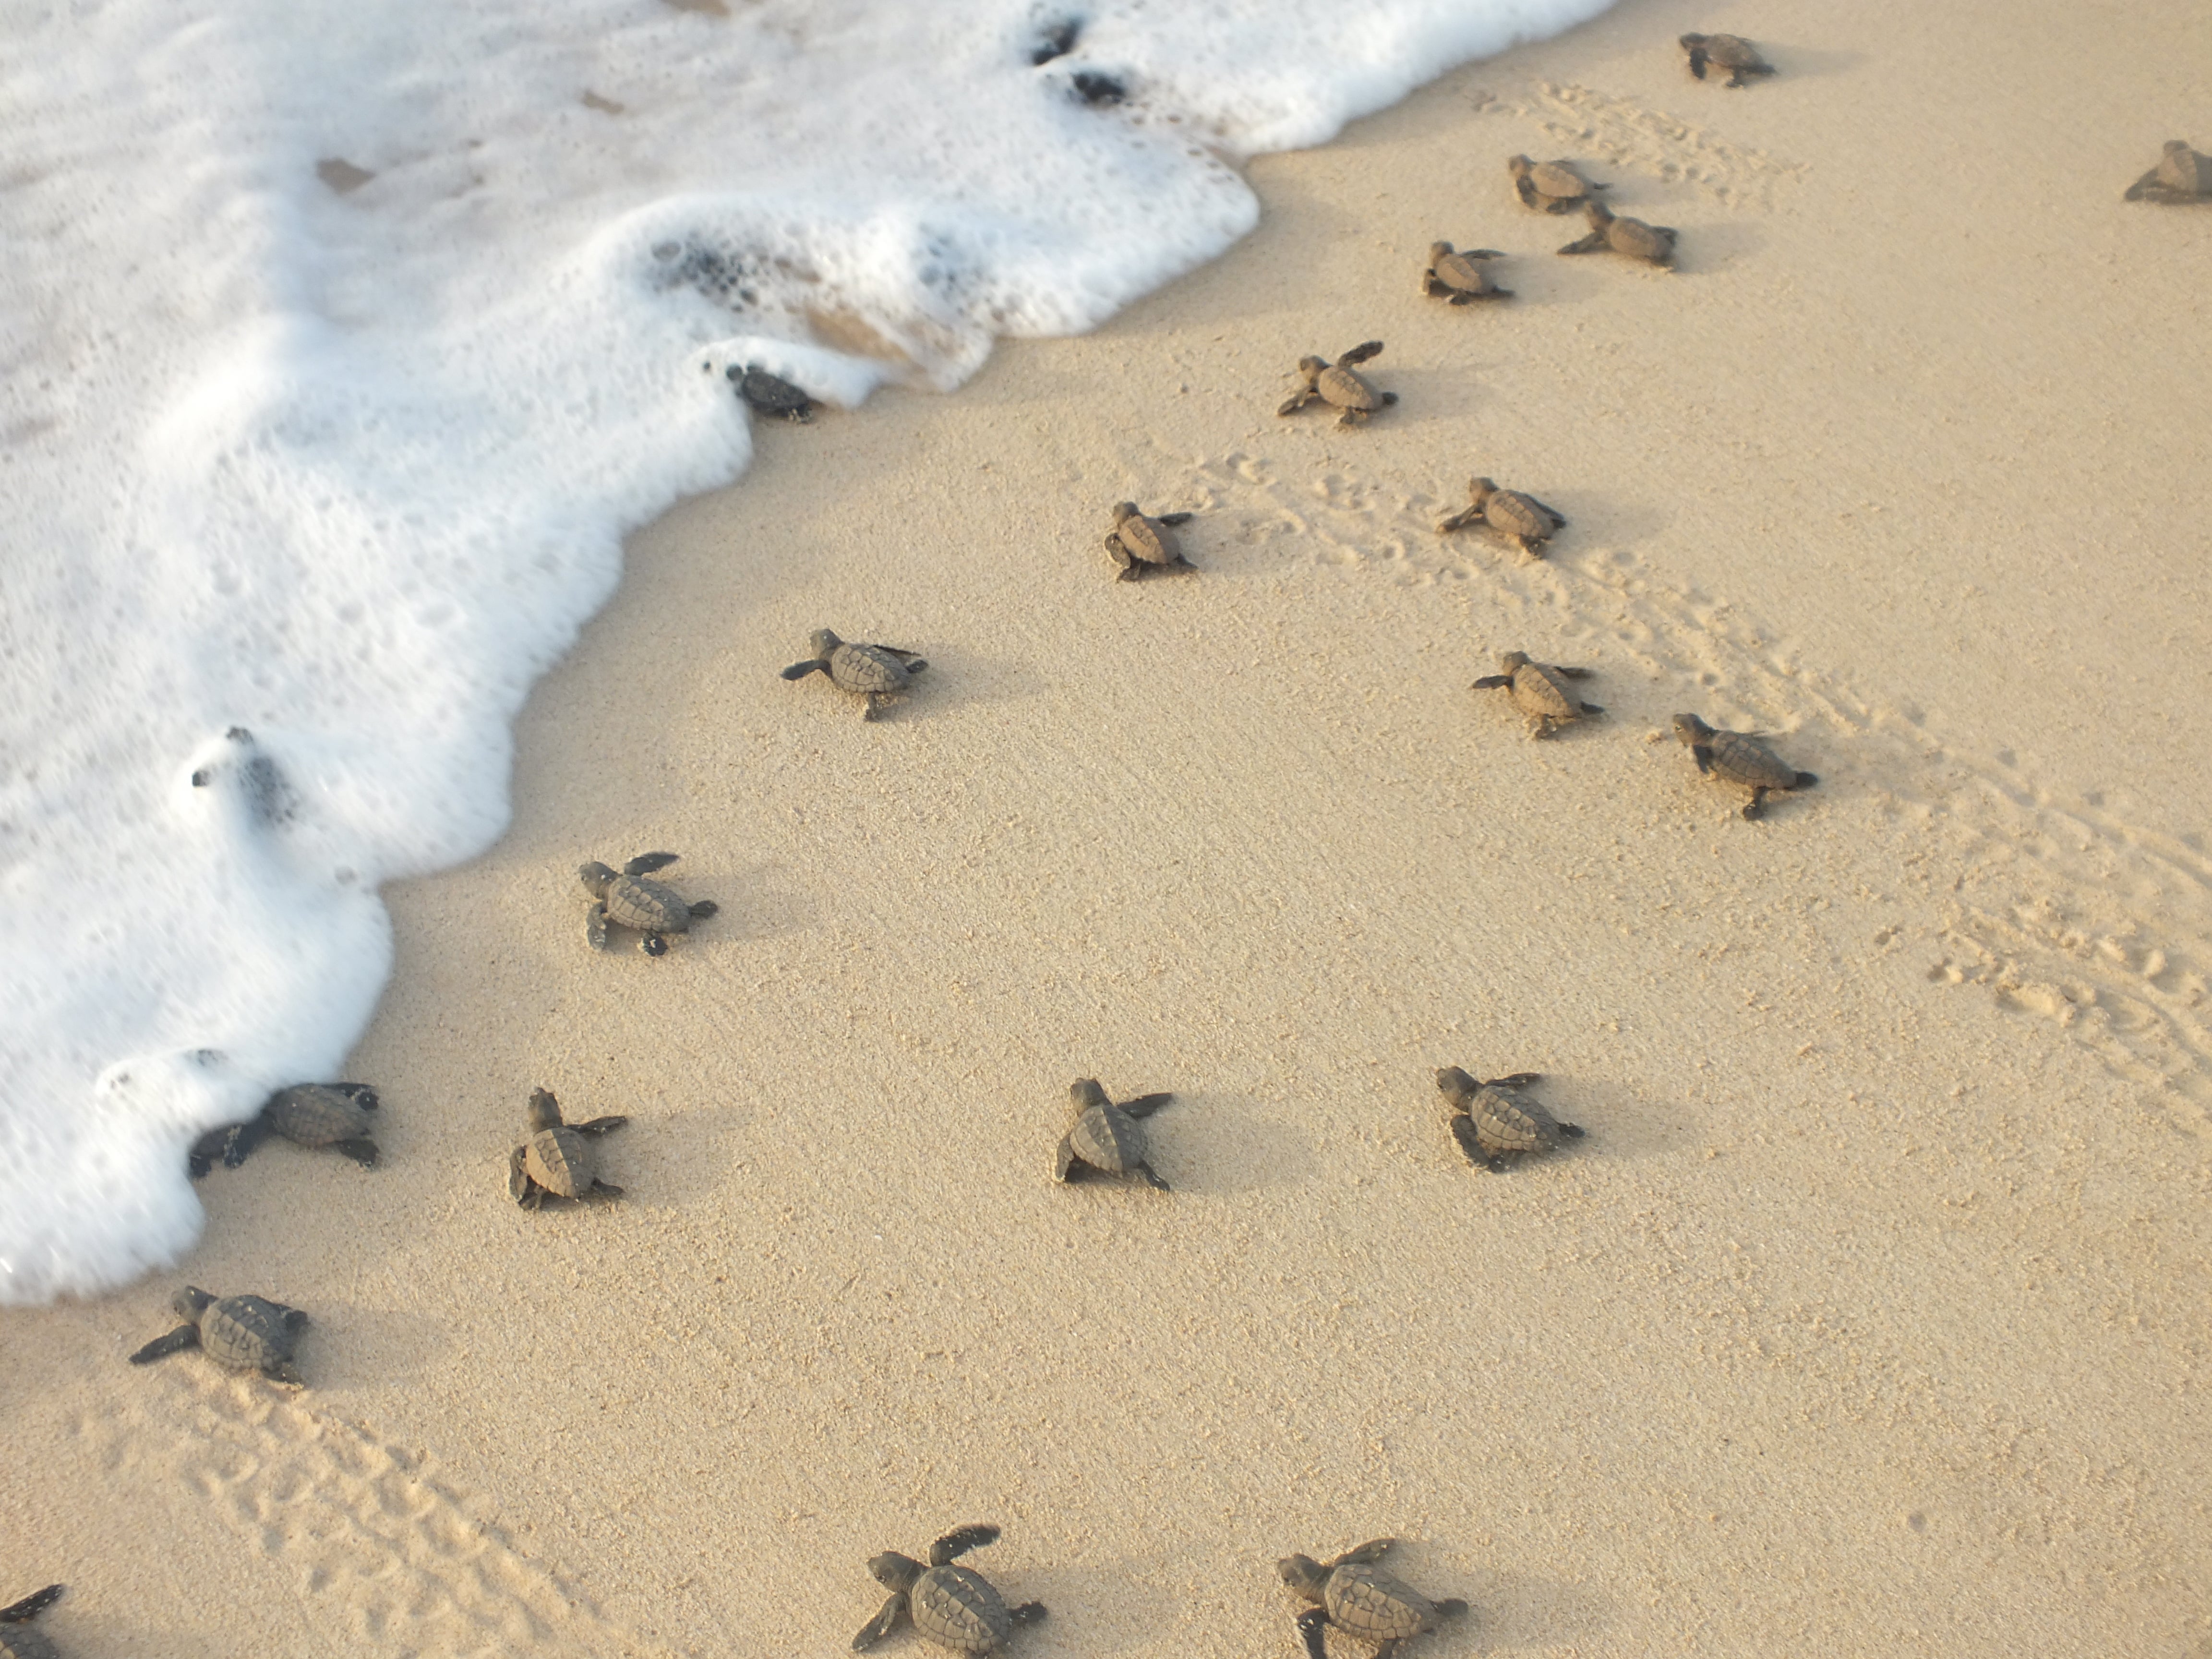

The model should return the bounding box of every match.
[190,1081,382,1176]
[1279,1539,1469,1659]
[782,628,930,719]
[0,1586,65,1659]
[1559,201,1676,266]
[1472,652,1604,738]
[1279,341,1397,426]
[1436,1066,1585,1171]
[1438,478,1566,557]
[1673,713,1818,819]
[853,1524,1047,1654]
[509,1087,629,1209]
[1105,502,1198,579]
[581,852,718,955]
[1422,242,1512,303]
[1508,154,1609,214]
[129,1286,311,1386]
[729,362,817,422]
[2126,140,2212,203]
[1055,1078,1177,1190]
[1680,33,1774,86]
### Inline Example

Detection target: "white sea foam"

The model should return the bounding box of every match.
[0,0,1613,1301]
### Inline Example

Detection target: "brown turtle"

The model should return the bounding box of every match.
[728,362,816,422]
[1105,502,1198,580]
[782,628,929,720]
[1680,33,1774,86]
[580,852,718,955]
[1508,154,1609,214]
[190,1082,382,1176]
[1435,1066,1585,1172]
[1278,1539,1469,1659]
[1278,341,1397,426]
[1421,242,1512,303]
[0,1586,65,1659]
[129,1286,311,1386]
[1437,477,1566,557]
[1672,713,1818,819]
[1472,652,1604,738]
[2125,140,2212,203]
[508,1087,628,1209]
[853,1524,1046,1654]
[1055,1078,1176,1190]
[1559,200,1676,265]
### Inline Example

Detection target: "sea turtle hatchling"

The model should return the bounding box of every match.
[1472,652,1605,738]
[1104,502,1198,580]
[1278,341,1398,426]
[728,362,817,422]
[852,1523,1047,1655]
[1278,1539,1469,1659]
[1680,33,1775,86]
[190,1081,382,1175]
[2125,140,2212,203]
[129,1286,311,1386]
[1435,1066,1585,1172]
[1559,200,1677,266]
[1672,713,1819,819]
[1508,154,1610,214]
[782,629,930,720]
[1054,1078,1177,1190]
[509,1087,628,1209]
[0,1585,65,1659]
[1421,242,1512,303]
[579,852,719,956]
[1437,477,1567,557]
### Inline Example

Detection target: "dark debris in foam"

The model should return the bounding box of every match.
[649,240,761,310]
[1030,15,1081,65]
[1070,70,1125,107]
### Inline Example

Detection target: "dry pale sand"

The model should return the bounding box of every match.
[5,0,2210,1653]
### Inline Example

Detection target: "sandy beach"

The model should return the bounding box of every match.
[4,0,2209,1652]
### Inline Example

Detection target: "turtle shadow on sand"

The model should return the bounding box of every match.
[623,1103,752,1211]
[285,1301,450,1391]
[1457,1560,1620,1651]
[1167,1094,1319,1196]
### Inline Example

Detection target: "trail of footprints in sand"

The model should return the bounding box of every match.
[1471,80,1809,209]
[79,1368,671,1658]
[1183,449,2212,1125]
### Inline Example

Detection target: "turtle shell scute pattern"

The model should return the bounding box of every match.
[912,1564,1012,1651]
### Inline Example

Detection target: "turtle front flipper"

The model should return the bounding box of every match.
[1118,1092,1174,1118]
[1277,389,1317,417]
[1330,1538,1396,1566]
[1743,789,1769,821]
[931,1523,1002,1563]
[586,902,612,951]
[130,1324,203,1365]
[219,1114,275,1168]
[1471,675,1512,690]
[1689,744,1716,775]
[1491,1072,1543,1087]
[1157,512,1196,527]
[1439,506,1486,535]
[570,1115,630,1136]
[781,658,831,680]
[1686,44,1710,79]
[1447,1114,1495,1170]
[0,1584,63,1623]
[1558,231,1608,255]
[853,1591,910,1650]
[1549,663,1593,679]
[508,1146,545,1208]
[333,1139,379,1168]
[1053,1135,1086,1183]
[1336,340,1384,368]
[188,1123,237,1178]
[1106,532,1136,577]
[623,852,681,877]
[1294,1605,1334,1659]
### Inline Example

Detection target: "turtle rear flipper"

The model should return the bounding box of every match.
[1558,1123,1587,1139]
[853,1591,910,1650]
[1295,1605,1334,1659]
[1558,230,1608,255]
[930,1524,1002,1564]
[1009,1601,1048,1627]
[1578,700,1605,715]
[1432,1597,1472,1618]
[0,1585,63,1624]
[1132,1160,1171,1192]
[781,658,831,680]
[588,1178,625,1199]
[263,1360,306,1388]
[333,1139,378,1168]
[623,852,681,877]
[1118,1092,1174,1118]
[1794,770,1820,789]
[130,1324,202,1365]
[1521,495,1567,526]
[687,900,719,920]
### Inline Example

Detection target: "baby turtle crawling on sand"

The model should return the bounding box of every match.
[1421,242,1512,303]
[1508,154,1609,214]
[2126,140,2212,203]
[130,1287,311,1386]
[1680,33,1775,86]
[1472,652,1604,738]
[580,852,718,955]
[1055,1078,1176,1190]
[191,1082,382,1175]
[729,362,816,422]
[1279,341,1397,426]
[1279,1539,1468,1659]
[1104,502,1198,580]
[853,1524,1046,1655]
[1673,713,1818,819]
[509,1088,628,1209]
[0,1585,65,1659]
[1438,477,1566,557]
[1560,200,1677,265]
[782,628,930,720]
[1435,1066,1585,1171]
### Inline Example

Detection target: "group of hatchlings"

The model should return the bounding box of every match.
[63,37,2208,1659]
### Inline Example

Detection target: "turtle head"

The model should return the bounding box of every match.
[1679,32,1708,49]
[1586,198,1615,227]
[1507,154,1533,177]
[578,861,616,898]
[1434,1066,1479,1103]
[868,1551,925,1592]
[173,1285,216,1322]
[525,1088,564,1131]
[1429,241,1454,261]
[1070,1078,1110,1112]
[1276,1554,1330,1602]
[1497,650,1532,673]
[807,628,844,659]
[1672,713,1716,746]
[1110,502,1141,526]
[1468,477,1499,507]
[1295,355,1327,379]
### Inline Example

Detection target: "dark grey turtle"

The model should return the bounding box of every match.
[2126,140,2212,203]
[1680,33,1775,86]
[1437,477,1566,558]
[508,1087,628,1209]
[1508,154,1609,214]
[1559,200,1677,265]
[129,1286,311,1386]
[1472,651,1604,738]
[1105,502,1198,580]
[1422,242,1512,303]
[1672,713,1818,819]
[1278,341,1397,426]
[190,1082,382,1176]
[781,628,930,720]
[1054,1078,1176,1190]
[1278,1539,1469,1659]
[580,851,718,956]
[0,1586,65,1659]
[1435,1066,1585,1172]
[729,362,816,422]
[853,1523,1046,1655]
